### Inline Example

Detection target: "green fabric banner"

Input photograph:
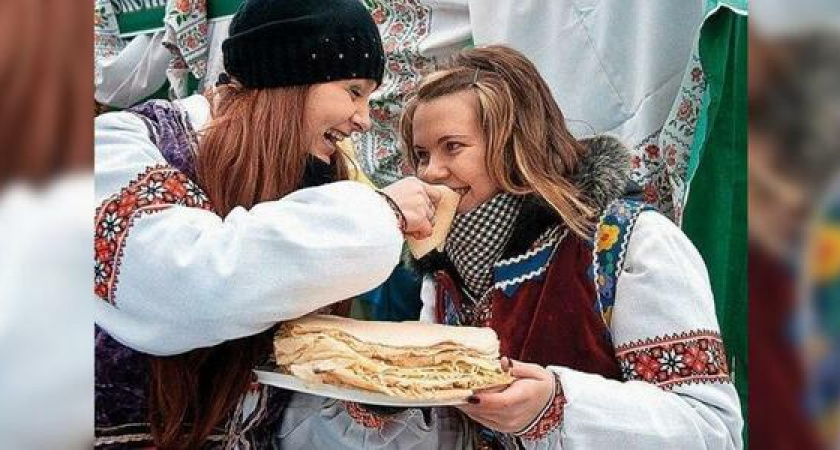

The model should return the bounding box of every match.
[112,0,166,37]
[114,0,241,37]
[682,3,748,445]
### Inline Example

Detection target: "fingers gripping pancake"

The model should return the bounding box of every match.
[406,185,461,258]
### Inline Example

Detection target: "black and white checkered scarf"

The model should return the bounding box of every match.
[444,192,523,299]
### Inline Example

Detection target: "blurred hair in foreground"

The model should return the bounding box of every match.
[750,1,840,448]
[0,0,93,449]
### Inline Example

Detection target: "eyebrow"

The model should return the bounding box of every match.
[437,134,470,143]
[414,134,470,149]
[352,79,377,92]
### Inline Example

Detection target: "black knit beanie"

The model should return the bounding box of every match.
[222,0,385,89]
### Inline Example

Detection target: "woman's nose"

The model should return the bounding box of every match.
[351,103,372,132]
[421,157,449,182]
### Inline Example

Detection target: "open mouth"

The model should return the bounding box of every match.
[322,128,349,154]
[452,187,470,196]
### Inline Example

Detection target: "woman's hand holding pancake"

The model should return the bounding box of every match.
[381,177,442,240]
[456,357,555,434]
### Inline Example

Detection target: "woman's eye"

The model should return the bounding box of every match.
[349,87,363,98]
[414,151,429,164]
[446,142,463,151]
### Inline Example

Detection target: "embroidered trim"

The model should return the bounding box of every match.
[94,165,214,304]
[241,385,270,429]
[95,432,154,446]
[343,401,386,429]
[493,265,549,292]
[229,384,270,448]
[94,431,227,446]
[519,373,566,441]
[496,227,562,267]
[357,0,433,185]
[94,421,155,445]
[615,330,731,389]
[95,431,226,446]
[492,228,568,298]
[629,52,705,223]
[591,199,654,329]
[129,100,200,179]
[94,0,125,85]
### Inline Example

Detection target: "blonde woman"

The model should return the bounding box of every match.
[278,45,742,449]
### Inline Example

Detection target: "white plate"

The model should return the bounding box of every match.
[253,368,468,407]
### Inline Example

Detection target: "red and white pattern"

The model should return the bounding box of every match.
[163,0,209,97]
[94,0,125,84]
[520,374,566,441]
[94,165,213,304]
[164,0,208,78]
[343,401,385,429]
[355,0,434,186]
[615,330,730,389]
[629,53,706,224]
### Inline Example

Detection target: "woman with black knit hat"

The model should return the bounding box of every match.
[93,0,441,447]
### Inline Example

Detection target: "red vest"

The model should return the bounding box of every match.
[434,232,622,381]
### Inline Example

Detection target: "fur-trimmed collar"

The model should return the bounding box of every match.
[408,135,638,275]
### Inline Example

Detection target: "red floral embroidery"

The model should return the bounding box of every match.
[643,183,659,203]
[520,374,566,441]
[615,330,730,389]
[94,165,213,305]
[644,144,660,159]
[691,67,704,83]
[389,22,405,34]
[628,54,705,223]
[676,99,694,122]
[343,402,385,429]
[634,352,662,382]
[665,144,678,168]
[371,6,386,24]
[361,0,432,184]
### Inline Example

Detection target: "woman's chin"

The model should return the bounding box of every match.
[455,192,497,214]
[309,150,332,164]
[456,201,476,214]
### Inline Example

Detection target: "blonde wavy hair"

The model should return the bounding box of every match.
[400,45,594,237]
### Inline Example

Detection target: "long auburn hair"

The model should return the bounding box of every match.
[148,81,350,448]
[400,45,595,237]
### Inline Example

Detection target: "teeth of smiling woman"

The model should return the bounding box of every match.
[454,188,469,196]
[325,129,346,142]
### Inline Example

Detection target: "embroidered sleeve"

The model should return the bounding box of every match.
[516,372,566,441]
[610,212,735,389]
[615,330,730,389]
[94,165,212,304]
[522,212,743,450]
[94,176,404,356]
[95,112,404,355]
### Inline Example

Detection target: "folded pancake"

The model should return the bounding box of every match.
[274,315,514,400]
[406,185,461,258]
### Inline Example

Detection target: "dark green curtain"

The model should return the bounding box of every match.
[681,5,748,445]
